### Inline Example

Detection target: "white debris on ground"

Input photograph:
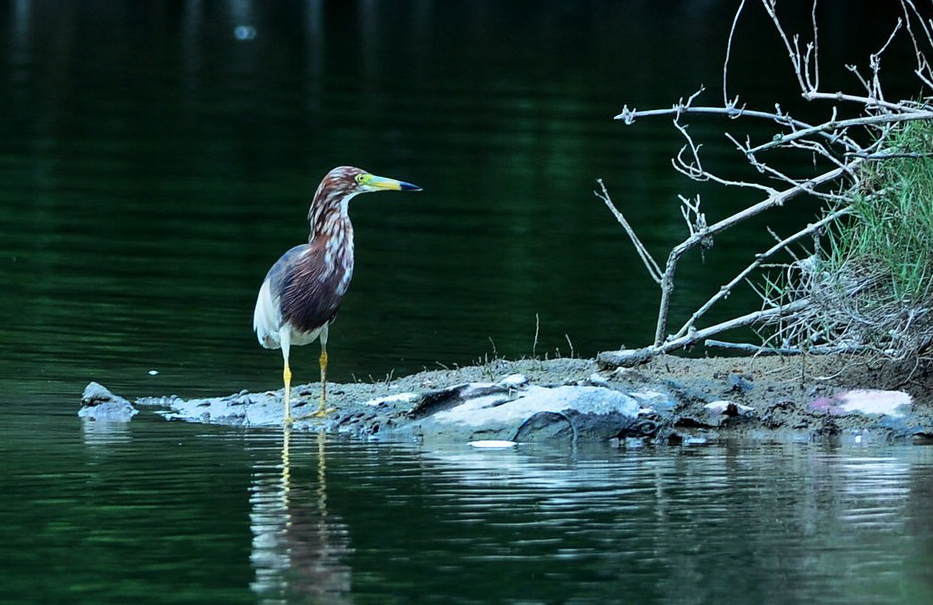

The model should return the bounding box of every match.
[364,392,419,407]
[836,389,912,418]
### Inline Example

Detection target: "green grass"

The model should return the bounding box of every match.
[757,117,933,358]
[823,118,933,308]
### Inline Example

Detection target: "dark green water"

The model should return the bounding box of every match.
[6,413,933,604]
[2,1,932,603]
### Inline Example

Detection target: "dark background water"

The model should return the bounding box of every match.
[3,1,933,603]
[1,0,920,401]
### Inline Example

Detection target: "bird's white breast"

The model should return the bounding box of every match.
[253,278,281,349]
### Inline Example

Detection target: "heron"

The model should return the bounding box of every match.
[253,166,421,424]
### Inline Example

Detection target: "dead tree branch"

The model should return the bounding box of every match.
[598,0,933,368]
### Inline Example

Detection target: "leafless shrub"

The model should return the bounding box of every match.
[597,0,933,369]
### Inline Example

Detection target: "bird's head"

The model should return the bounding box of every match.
[323,166,422,198]
[308,166,421,238]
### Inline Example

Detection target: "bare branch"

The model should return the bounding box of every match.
[616,104,807,128]
[600,0,933,367]
[801,91,915,113]
[847,150,933,159]
[650,163,853,346]
[746,110,933,155]
[661,298,812,355]
[760,0,809,93]
[617,103,862,153]
[704,340,871,355]
[595,179,663,284]
[809,0,820,91]
[723,0,748,104]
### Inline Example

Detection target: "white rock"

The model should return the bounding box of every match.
[498,374,529,388]
[588,373,609,386]
[432,385,639,428]
[468,440,518,448]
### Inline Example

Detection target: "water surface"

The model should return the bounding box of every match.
[4,409,933,604]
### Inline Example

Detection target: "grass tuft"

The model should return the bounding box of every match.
[767,118,933,360]
[832,120,933,305]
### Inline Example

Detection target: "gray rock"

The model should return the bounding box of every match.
[395,385,642,445]
[79,382,138,422]
[153,389,282,426]
[123,379,644,445]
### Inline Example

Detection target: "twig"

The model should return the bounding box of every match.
[746,110,933,155]
[761,0,809,93]
[672,114,779,195]
[801,91,915,113]
[704,339,869,355]
[723,0,747,104]
[809,0,820,91]
[901,0,933,89]
[595,179,663,284]
[533,313,540,357]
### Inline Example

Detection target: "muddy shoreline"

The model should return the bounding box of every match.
[81,355,933,446]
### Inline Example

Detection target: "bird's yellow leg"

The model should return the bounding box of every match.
[283,360,295,425]
[313,344,336,417]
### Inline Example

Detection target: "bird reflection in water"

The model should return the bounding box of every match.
[250,429,353,603]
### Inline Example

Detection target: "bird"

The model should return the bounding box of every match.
[253,166,422,424]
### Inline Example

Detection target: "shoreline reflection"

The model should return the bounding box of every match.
[250,429,352,604]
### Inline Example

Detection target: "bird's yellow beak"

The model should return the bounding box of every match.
[359,173,422,192]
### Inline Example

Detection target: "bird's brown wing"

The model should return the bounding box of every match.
[267,243,350,335]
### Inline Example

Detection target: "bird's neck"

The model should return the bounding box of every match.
[308,192,356,295]
[307,190,357,243]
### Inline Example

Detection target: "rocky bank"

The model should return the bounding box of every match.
[79,354,933,446]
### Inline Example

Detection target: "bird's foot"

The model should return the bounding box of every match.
[291,407,336,421]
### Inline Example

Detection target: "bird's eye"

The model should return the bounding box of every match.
[355,174,365,184]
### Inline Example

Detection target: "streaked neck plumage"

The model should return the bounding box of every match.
[307,173,357,295]
[308,188,356,244]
